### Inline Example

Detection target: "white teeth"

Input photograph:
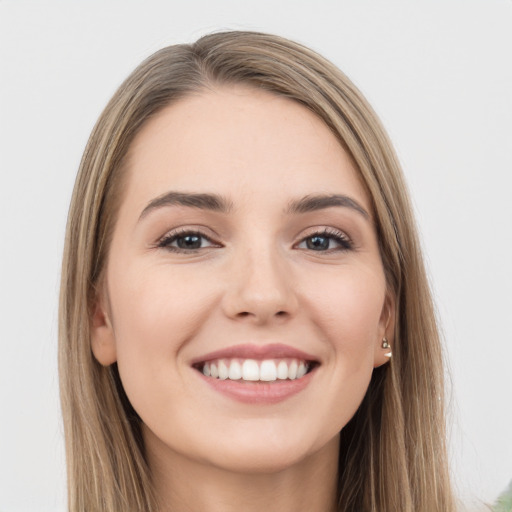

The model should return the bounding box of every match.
[200,358,313,382]
[228,360,242,380]
[277,360,288,379]
[260,360,277,381]
[288,360,298,379]
[242,359,259,381]
[218,360,229,380]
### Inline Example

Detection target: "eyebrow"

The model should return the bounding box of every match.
[286,194,370,219]
[139,191,369,221]
[139,191,233,220]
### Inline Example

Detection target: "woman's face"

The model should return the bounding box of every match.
[92,86,392,473]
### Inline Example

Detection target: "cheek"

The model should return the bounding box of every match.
[301,265,386,350]
[294,265,386,423]
[110,263,215,350]
[107,264,218,404]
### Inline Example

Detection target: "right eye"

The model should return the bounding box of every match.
[157,230,219,253]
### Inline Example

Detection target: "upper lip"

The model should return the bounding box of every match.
[190,343,320,365]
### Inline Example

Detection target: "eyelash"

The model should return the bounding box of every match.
[156,229,219,252]
[156,228,353,253]
[296,228,353,252]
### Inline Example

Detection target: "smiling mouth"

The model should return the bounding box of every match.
[193,358,318,382]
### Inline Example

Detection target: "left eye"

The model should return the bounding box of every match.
[158,231,216,251]
[297,231,352,252]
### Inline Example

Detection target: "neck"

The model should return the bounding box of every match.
[145,429,339,512]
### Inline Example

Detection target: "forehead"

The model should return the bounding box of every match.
[123,85,370,212]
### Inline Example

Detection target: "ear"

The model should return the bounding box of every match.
[90,286,117,366]
[373,290,396,368]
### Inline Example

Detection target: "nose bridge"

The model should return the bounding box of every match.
[222,239,298,323]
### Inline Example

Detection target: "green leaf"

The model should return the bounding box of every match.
[493,480,512,512]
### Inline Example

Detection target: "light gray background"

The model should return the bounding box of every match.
[1,1,511,511]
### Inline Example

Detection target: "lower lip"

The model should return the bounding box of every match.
[196,368,317,404]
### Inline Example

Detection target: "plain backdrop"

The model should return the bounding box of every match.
[1,1,511,511]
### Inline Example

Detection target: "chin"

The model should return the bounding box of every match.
[197,425,337,475]
[205,444,317,475]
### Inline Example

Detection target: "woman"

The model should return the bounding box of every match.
[59,31,455,511]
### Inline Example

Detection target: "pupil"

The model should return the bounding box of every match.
[307,236,329,250]
[177,235,201,249]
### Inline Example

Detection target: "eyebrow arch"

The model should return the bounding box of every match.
[286,194,370,219]
[139,191,233,220]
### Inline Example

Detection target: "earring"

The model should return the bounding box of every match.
[382,337,392,358]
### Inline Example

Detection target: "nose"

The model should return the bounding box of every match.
[221,247,299,325]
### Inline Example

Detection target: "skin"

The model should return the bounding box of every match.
[91,85,394,512]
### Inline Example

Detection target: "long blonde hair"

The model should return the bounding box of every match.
[59,31,455,511]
